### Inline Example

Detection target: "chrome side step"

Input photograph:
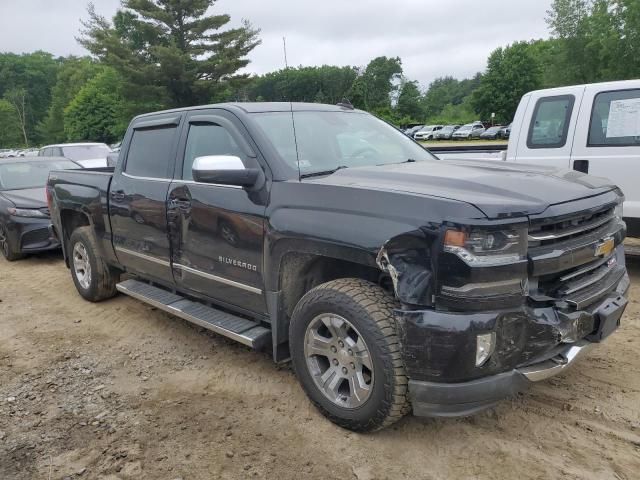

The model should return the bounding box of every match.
[116,279,271,349]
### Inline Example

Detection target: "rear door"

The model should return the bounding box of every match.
[167,109,267,315]
[512,86,585,169]
[571,84,640,225]
[109,114,182,282]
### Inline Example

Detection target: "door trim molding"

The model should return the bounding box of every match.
[174,263,262,295]
[115,247,171,268]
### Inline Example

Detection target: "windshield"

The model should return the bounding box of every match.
[0,160,80,190]
[62,145,111,161]
[486,127,501,133]
[252,111,436,176]
[458,125,473,132]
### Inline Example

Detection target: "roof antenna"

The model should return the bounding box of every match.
[283,36,302,181]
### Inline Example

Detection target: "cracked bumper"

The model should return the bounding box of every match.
[398,274,629,417]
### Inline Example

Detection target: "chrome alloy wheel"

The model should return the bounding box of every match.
[304,314,374,408]
[72,242,92,290]
[0,226,9,258]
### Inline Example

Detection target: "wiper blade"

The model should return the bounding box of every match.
[300,165,349,179]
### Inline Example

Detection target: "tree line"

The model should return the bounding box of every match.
[1,0,639,148]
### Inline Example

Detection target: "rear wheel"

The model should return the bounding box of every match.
[0,224,24,261]
[290,278,409,432]
[69,227,119,302]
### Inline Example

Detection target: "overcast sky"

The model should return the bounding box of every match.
[0,0,553,88]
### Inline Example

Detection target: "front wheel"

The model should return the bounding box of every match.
[290,278,409,432]
[0,224,24,261]
[69,227,119,302]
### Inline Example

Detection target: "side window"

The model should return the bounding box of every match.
[125,126,176,178]
[589,89,640,147]
[182,123,244,180]
[527,95,575,149]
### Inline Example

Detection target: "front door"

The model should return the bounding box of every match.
[110,114,182,281]
[571,85,640,225]
[513,86,585,169]
[168,110,267,314]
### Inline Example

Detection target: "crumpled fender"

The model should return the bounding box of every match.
[376,227,440,307]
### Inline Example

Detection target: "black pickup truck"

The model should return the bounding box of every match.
[47,102,629,432]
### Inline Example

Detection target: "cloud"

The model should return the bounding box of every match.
[0,0,553,88]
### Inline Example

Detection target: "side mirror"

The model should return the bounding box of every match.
[192,155,260,187]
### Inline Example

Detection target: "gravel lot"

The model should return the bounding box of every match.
[1,252,639,480]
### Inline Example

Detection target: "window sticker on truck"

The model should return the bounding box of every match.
[606,98,640,138]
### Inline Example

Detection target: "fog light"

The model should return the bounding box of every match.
[476,332,496,366]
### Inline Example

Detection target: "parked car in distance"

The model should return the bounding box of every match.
[435,125,461,140]
[18,148,40,157]
[500,123,512,139]
[414,125,443,141]
[403,125,423,138]
[39,143,112,168]
[0,157,80,261]
[49,102,628,432]
[480,126,505,140]
[452,122,485,139]
[0,149,18,158]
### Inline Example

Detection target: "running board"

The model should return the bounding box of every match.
[116,279,271,349]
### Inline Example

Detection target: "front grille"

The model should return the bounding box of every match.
[528,204,624,310]
[528,206,615,248]
[21,228,51,248]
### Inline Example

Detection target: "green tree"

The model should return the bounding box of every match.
[0,51,59,143]
[0,99,23,147]
[249,65,357,104]
[79,0,261,115]
[396,80,424,121]
[64,68,126,143]
[350,56,403,111]
[472,42,542,123]
[38,57,102,143]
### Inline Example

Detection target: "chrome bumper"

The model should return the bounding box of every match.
[518,341,593,382]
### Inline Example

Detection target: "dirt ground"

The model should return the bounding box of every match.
[1,253,639,480]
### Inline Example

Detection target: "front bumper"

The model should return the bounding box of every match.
[6,216,60,253]
[398,272,629,417]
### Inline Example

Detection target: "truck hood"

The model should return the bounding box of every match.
[0,187,46,209]
[306,159,617,218]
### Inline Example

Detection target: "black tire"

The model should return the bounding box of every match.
[0,224,24,261]
[69,226,119,302]
[289,278,409,432]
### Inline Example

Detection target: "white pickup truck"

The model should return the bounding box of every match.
[433,80,640,238]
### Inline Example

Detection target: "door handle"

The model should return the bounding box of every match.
[169,199,191,210]
[573,160,589,174]
[110,190,125,201]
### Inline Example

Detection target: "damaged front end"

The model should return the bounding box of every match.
[377,199,629,417]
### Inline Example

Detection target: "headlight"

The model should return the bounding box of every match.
[614,203,623,219]
[8,207,49,218]
[443,226,527,266]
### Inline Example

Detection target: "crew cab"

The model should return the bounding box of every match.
[47,103,629,432]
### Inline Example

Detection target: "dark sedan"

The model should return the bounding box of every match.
[0,157,80,261]
[479,126,505,140]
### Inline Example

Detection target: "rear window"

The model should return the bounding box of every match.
[62,145,111,161]
[588,89,640,147]
[527,95,575,149]
[0,160,79,190]
[124,127,177,178]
